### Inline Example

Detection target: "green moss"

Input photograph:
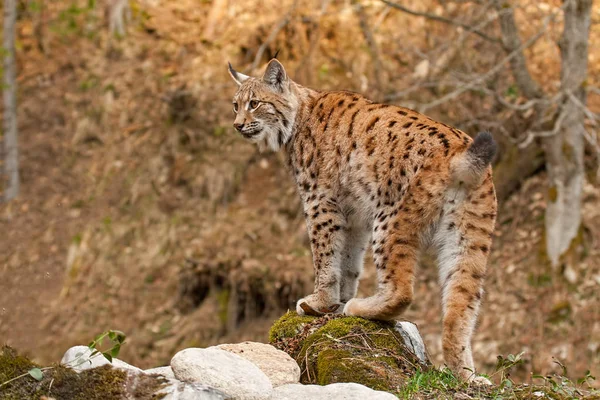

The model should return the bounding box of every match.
[268,310,315,343]
[316,348,401,391]
[270,313,424,394]
[0,346,37,383]
[297,316,395,361]
[316,349,352,385]
[0,346,166,399]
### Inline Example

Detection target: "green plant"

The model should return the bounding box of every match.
[0,329,126,388]
[491,352,525,388]
[399,368,465,398]
[532,359,597,399]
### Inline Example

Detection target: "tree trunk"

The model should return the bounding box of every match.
[108,0,130,36]
[3,0,19,202]
[32,0,49,54]
[543,0,592,267]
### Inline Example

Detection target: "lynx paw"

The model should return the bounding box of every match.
[342,298,367,317]
[296,296,342,316]
[342,298,357,316]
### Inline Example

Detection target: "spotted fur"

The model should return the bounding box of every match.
[229,59,498,381]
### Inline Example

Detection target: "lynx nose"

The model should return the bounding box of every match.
[234,123,244,132]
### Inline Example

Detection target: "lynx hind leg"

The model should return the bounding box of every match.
[435,177,496,381]
[344,206,419,321]
[339,224,371,303]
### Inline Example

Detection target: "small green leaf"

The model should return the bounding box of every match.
[110,344,121,358]
[102,352,113,362]
[28,368,43,381]
[110,330,126,344]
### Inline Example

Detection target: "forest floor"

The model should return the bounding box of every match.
[1,0,599,392]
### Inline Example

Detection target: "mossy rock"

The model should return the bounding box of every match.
[0,346,166,400]
[269,312,430,395]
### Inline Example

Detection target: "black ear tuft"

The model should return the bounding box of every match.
[273,49,280,59]
[262,59,288,89]
[228,62,250,86]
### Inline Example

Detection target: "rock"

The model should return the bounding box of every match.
[157,378,231,400]
[395,321,428,363]
[269,313,430,394]
[145,365,176,379]
[61,345,143,373]
[171,347,273,400]
[216,342,300,387]
[271,383,398,400]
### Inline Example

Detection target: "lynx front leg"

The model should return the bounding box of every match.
[339,223,371,303]
[296,200,347,316]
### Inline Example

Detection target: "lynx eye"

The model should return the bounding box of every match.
[249,100,260,110]
[233,102,239,113]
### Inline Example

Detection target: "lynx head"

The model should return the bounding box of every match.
[228,59,298,151]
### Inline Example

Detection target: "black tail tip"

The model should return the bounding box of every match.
[468,131,497,166]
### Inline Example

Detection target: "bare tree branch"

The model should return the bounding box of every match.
[353,1,384,96]
[250,0,298,73]
[519,106,567,149]
[381,0,502,43]
[295,0,331,84]
[492,0,545,99]
[417,3,563,113]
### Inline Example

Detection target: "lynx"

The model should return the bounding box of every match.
[228,59,497,382]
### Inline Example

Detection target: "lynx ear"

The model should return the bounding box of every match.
[228,62,249,86]
[262,59,288,89]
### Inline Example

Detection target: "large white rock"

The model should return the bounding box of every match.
[61,345,143,373]
[157,378,230,400]
[395,321,428,363]
[145,366,176,379]
[271,383,398,400]
[171,347,273,400]
[216,342,300,387]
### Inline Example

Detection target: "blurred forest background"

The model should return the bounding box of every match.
[0,0,599,387]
